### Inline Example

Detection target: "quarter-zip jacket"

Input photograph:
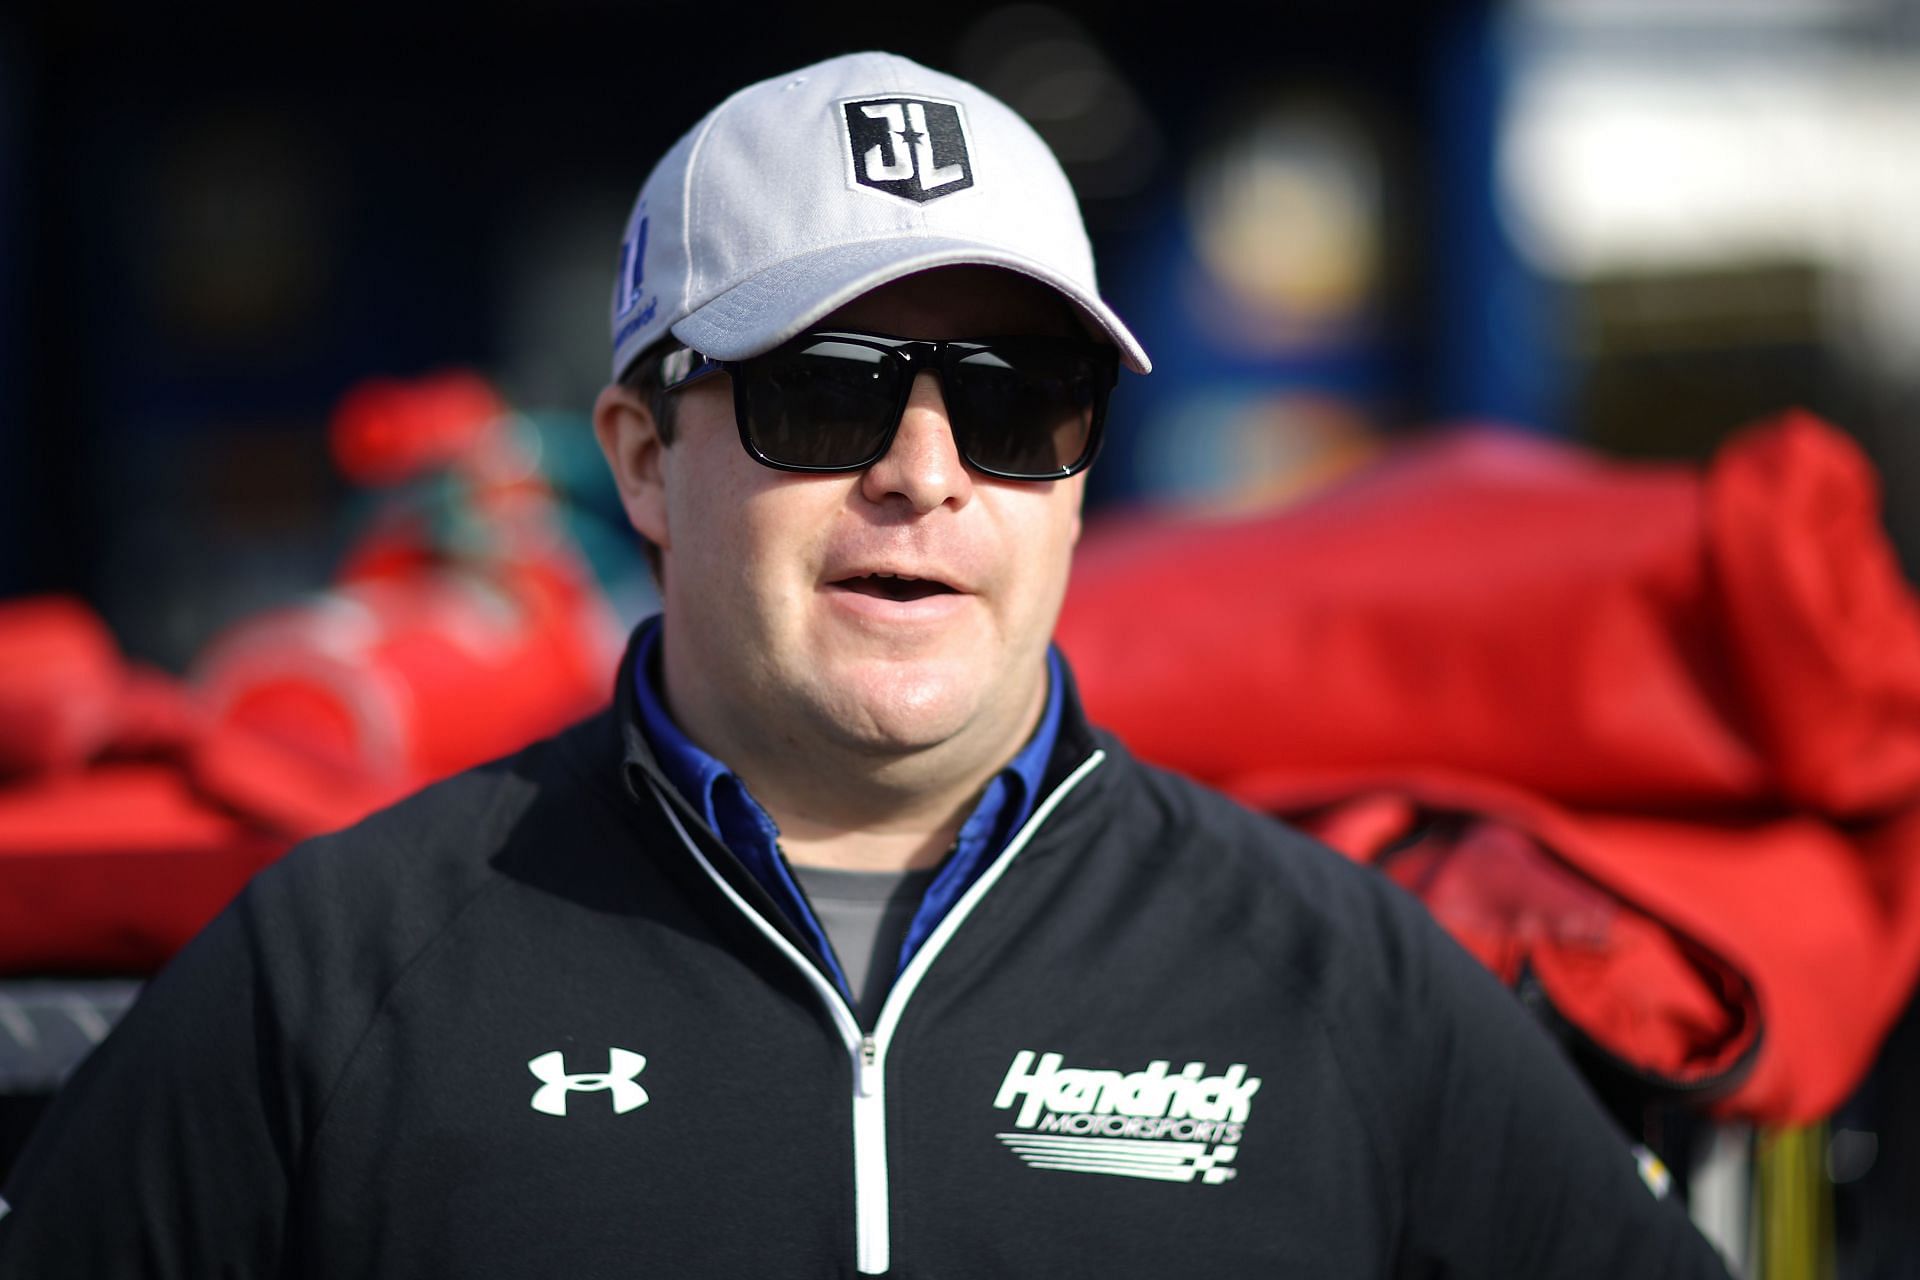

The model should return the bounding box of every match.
[0,643,1730,1278]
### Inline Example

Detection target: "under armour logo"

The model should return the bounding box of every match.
[528,1048,649,1116]
[842,96,974,203]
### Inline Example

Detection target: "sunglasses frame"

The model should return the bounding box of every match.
[656,329,1118,481]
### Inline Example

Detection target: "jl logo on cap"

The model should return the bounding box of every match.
[843,97,974,203]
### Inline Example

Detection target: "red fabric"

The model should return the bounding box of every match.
[329,370,507,486]
[194,559,613,787]
[1230,769,1765,1101]
[0,597,149,775]
[0,763,290,973]
[0,371,621,975]
[1706,422,1920,814]
[0,574,611,974]
[0,597,364,972]
[0,560,613,974]
[1057,411,1920,1124]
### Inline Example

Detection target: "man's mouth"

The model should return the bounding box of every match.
[833,572,959,603]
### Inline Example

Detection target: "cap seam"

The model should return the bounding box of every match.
[681,78,765,310]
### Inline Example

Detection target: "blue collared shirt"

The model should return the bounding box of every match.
[632,618,1063,1002]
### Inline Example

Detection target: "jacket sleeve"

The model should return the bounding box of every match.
[1381,889,1734,1279]
[0,885,297,1279]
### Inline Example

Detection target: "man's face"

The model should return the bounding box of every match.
[646,266,1087,769]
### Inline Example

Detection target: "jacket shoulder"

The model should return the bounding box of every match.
[253,708,624,925]
[222,711,631,1062]
[1079,745,1499,1113]
[1089,744,1429,977]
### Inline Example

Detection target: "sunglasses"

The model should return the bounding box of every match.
[656,329,1118,481]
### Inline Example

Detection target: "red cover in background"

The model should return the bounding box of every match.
[1057,411,1920,1125]
[0,597,365,973]
[0,372,620,976]
[0,571,611,975]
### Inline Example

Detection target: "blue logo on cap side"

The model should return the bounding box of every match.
[616,213,652,320]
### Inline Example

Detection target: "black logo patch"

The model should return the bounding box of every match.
[842,97,974,203]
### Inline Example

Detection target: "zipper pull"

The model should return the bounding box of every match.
[856,1035,878,1096]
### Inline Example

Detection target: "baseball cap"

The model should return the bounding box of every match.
[608,51,1150,381]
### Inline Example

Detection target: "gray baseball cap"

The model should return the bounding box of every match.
[608,51,1151,380]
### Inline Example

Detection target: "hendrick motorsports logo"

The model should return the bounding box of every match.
[992,1050,1259,1185]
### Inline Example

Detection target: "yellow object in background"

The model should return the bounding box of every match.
[1756,1123,1834,1280]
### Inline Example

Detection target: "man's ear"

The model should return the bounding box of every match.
[592,382,670,549]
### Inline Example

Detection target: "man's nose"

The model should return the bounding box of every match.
[858,370,974,513]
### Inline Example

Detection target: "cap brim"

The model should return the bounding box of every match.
[671,236,1151,375]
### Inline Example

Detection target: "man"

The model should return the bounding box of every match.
[0,52,1729,1277]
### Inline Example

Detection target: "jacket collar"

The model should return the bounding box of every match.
[609,620,1106,834]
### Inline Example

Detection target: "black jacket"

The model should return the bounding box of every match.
[0,647,1730,1278]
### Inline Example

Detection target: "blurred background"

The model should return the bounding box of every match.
[4,0,1920,1275]
[9,0,1920,647]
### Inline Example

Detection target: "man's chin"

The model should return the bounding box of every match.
[807,661,999,757]
[828,694,978,759]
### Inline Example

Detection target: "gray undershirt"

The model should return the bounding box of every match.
[791,864,938,1029]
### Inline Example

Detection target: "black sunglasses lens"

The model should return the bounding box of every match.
[948,346,1101,478]
[735,335,1109,478]
[739,339,900,469]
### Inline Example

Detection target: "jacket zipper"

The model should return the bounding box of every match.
[653,749,1106,1275]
